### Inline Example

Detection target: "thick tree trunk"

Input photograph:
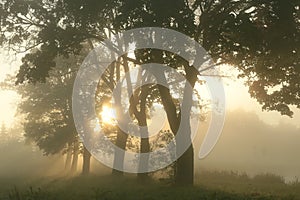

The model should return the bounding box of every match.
[147,61,197,186]
[112,128,128,176]
[71,142,79,173]
[82,146,91,175]
[175,145,194,185]
[174,67,197,186]
[137,137,150,182]
[137,116,150,182]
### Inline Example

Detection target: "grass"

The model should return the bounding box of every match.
[1,172,300,200]
[197,171,300,199]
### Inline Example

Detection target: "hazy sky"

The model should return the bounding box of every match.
[0,52,21,126]
[0,51,299,129]
[224,68,300,128]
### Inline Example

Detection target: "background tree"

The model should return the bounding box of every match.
[17,51,93,175]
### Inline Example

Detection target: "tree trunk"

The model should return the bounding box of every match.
[147,61,197,186]
[112,128,128,176]
[137,119,150,183]
[112,58,129,176]
[137,87,150,183]
[64,145,72,171]
[175,144,194,185]
[174,66,197,186]
[71,142,79,173]
[137,137,150,183]
[82,146,91,175]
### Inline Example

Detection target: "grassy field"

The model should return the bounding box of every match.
[197,171,300,199]
[0,171,299,200]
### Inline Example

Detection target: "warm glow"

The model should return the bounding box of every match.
[101,105,116,124]
[0,91,19,126]
[0,52,21,127]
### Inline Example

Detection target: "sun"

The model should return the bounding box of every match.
[101,105,116,124]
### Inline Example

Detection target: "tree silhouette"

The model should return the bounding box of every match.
[17,50,92,174]
[1,0,299,185]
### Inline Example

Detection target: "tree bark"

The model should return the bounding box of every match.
[111,58,130,176]
[82,146,91,175]
[174,66,198,186]
[137,86,150,183]
[112,128,129,176]
[137,114,150,182]
[147,61,198,186]
[175,142,194,185]
[71,142,79,173]
[137,136,150,182]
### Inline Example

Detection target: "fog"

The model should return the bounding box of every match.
[0,141,62,176]
[195,109,300,183]
[0,109,299,185]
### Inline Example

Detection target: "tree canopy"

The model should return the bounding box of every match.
[17,53,81,155]
[1,0,299,185]
[1,0,299,115]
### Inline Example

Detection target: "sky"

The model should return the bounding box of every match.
[0,50,299,129]
[0,51,21,126]
[223,68,300,128]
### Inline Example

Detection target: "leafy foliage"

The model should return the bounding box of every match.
[17,52,86,155]
[1,0,300,186]
[1,0,299,114]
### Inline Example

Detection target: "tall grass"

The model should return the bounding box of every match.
[2,172,300,200]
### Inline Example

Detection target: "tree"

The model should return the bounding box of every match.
[17,51,93,175]
[93,57,166,181]
[1,0,299,185]
[107,0,300,185]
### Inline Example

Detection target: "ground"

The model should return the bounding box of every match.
[1,171,299,200]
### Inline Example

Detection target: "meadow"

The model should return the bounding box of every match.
[1,171,299,200]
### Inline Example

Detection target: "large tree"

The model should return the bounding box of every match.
[1,0,299,185]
